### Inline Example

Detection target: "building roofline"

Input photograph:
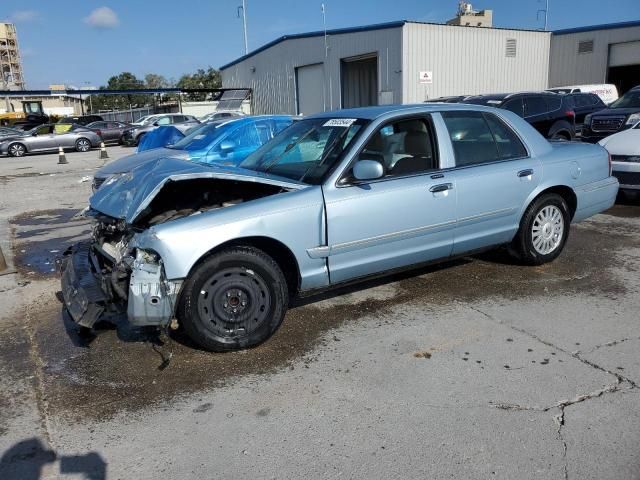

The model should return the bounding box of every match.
[219,20,550,71]
[553,20,640,35]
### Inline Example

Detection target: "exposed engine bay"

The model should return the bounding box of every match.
[63,179,288,328]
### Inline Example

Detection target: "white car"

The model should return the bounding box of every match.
[599,122,640,195]
[547,84,619,105]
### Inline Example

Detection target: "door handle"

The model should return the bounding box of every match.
[517,169,534,178]
[429,183,453,193]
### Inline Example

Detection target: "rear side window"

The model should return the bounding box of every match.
[483,114,528,160]
[502,98,524,117]
[442,111,527,166]
[547,96,562,110]
[524,96,548,116]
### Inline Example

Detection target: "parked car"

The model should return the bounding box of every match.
[92,115,294,190]
[547,84,619,105]
[0,123,102,157]
[424,96,469,103]
[57,115,104,126]
[599,121,640,196]
[0,126,23,138]
[200,111,245,123]
[563,93,607,136]
[121,114,200,146]
[61,104,618,352]
[86,121,132,144]
[462,92,577,140]
[137,125,187,153]
[581,86,640,143]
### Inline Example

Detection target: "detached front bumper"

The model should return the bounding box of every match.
[61,241,117,328]
[61,241,183,329]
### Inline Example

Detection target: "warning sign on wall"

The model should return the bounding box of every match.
[419,71,433,84]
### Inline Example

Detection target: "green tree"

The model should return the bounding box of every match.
[144,73,170,89]
[176,67,221,101]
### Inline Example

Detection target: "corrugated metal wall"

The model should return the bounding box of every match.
[549,26,640,87]
[221,26,403,115]
[402,23,551,102]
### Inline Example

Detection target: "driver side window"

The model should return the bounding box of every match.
[156,116,171,126]
[356,117,437,178]
[227,124,260,149]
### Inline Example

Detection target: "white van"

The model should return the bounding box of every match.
[546,84,619,105]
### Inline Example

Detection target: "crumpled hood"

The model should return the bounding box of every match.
[95,148,189,177]
[89,156,306,223]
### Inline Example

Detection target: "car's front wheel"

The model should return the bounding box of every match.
[511,193,570,265]
[7,142,26,157]
[75,138,91,152]
[178,246,289,352]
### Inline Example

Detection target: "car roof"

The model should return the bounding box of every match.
[308,103,516,121]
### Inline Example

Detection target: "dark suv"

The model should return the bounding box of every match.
[581,86,640,143]
[462,92,576,140]
[565,93,607,135]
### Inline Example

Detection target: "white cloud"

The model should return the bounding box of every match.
[10,10,39,23]
[84,7,120,29]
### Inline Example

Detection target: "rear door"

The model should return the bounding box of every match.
[438,110,541,254]
[524,95,552,136]
[323,115,456,283]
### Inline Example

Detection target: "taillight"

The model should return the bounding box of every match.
[96,129,102,138]
[565,110,576,120]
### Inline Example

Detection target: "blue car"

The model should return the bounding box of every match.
[64,104,618,352]
[93,115,293,190]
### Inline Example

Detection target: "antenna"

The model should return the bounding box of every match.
[537,0,549,31]
[237,0,249,54]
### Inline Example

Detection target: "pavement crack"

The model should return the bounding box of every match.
[580,336,639,355]
[554,407,569,480]
[468,305,638,389]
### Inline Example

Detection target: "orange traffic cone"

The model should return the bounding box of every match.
[58,146,68,164]
[99,142,109,160]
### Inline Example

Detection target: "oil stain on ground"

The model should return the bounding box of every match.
[17,214,639,423]
[10,209,91,279]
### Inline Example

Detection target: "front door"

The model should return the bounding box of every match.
[323,115,456,284]
[438,110,541,255]
[28,125,57,151]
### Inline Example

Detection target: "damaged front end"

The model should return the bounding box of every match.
[61,211,183,329]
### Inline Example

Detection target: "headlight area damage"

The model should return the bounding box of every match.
[61,174,293,330]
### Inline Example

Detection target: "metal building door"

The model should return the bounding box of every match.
[296,63,325,115]
[341,55,378,109]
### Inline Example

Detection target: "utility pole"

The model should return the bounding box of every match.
[238,0,249,54]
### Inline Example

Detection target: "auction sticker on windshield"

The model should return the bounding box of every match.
[323,119,357,127]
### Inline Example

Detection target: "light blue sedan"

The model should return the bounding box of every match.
[62,104,618,352]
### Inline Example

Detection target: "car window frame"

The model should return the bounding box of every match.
[337,113,441,188]
[438,110,530,171]
[524,95,550,118]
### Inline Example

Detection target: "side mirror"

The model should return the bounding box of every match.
[31,131,38,136]
[219,140,236,154]
[353,159,384,181]
[152,121,160,127]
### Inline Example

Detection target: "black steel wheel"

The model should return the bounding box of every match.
[178,246,289,352]
[8,143,26,157]
[75,138,91,152]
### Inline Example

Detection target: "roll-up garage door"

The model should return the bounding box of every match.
[341,55,378,109]
[609,41,640,67]
[296,63,325,115]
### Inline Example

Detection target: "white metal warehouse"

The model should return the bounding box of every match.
[549,20,640,95]
[220,21,551,115]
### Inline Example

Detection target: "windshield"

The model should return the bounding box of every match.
[239,117,366,184]
[133,115,155,125]
[610,91,640,109]
[167,122,229,151]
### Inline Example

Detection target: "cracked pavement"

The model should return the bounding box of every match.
[1,148,639,479]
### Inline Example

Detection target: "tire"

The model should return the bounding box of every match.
[548,121,573,141]
[178,246,289,352]
[7,143,26,157]
[75,138,91,152]
[511,193,570,265]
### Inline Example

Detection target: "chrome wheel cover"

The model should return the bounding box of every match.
[531,205,564,255]
[77,139,90,151]
[9,144,25,157]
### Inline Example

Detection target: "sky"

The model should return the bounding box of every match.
[2,0,639,89]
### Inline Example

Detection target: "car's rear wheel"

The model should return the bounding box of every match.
[7,143,26,157]
[178,246,289,352]
[511,193,570,265]
[75,138,91,152]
